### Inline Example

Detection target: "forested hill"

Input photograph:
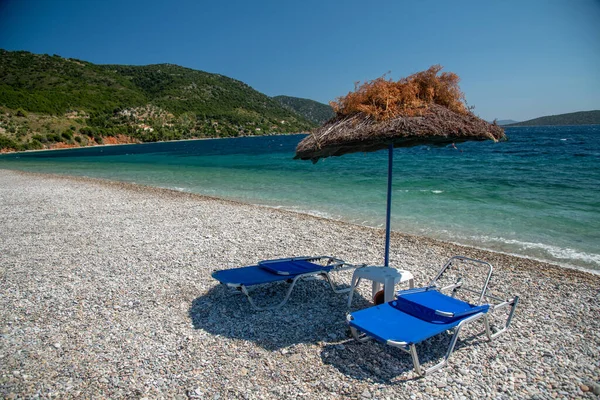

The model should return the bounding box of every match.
[0,50,315,152]
[507,110,600,127]
[273,95,335,124]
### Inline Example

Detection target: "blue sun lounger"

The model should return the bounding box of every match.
[212,256,356,310]
[347,256,519,376]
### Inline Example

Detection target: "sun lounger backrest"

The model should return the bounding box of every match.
[429,256,493,305]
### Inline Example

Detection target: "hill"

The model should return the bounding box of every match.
[507,110,600,127]
[495,119,519,126]
[273,95,335,125]
[0,50,315,152]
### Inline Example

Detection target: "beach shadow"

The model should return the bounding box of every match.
[189,277,373,351]
[189,277,493,381]
[320,325,491,383]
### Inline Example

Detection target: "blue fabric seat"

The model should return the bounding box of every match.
[211,256,352,310]
[259,259,332,276]
[348,302,463,345]
[349,288,489,345]
[347,256,519,376]
[212,265,292,287]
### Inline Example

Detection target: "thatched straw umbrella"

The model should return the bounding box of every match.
[295,75,506,267]
[295,103,505,162]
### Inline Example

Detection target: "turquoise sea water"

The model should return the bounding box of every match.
[1,126,599,271]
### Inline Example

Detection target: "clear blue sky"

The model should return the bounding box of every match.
[1,0,599,121]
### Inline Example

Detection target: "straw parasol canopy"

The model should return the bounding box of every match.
[293,66,506,268]
[295,103,505,162]
[295,67,506,163]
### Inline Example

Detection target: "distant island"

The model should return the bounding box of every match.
[506,110,600,127]
[495,119,519,126]
[0,50,324,152]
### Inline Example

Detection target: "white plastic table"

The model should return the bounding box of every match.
[347,266,414,307]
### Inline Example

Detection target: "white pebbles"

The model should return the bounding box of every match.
[0,169,598,399]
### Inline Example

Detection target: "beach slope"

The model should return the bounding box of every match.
[0,169,598,398]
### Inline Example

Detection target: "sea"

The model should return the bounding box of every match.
[1,125,599,272]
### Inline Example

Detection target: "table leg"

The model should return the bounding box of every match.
[348,275,360,307]
[383,277,396,302]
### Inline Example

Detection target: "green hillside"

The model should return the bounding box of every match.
[273,95,334,125]
[508,110,600,127]
[0,50,315,152]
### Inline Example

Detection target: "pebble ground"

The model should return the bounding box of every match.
[1,169,599,399]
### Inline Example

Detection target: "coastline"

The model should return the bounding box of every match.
[1,169,599,398]
[0,132,308,156]
[3,167,598,276]
[3,124,599,156]
[261,201,600,277]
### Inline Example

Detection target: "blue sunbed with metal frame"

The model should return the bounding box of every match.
[347,256,519,376]
[212,256,356,310]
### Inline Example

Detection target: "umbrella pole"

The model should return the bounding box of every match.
[384,144,393,267]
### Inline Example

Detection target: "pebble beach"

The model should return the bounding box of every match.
[1,169,599,399]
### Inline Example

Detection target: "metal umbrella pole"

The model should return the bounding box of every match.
[384,143,393,267]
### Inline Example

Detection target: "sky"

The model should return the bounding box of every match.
[0,0,599,121]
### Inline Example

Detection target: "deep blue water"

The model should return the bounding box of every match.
[1,125,599,271]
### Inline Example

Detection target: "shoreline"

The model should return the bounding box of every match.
[3,168,599,277]
[1,168,599,398]
[0,132,309,156]
[264,200,600,276]
[3,124,599,156]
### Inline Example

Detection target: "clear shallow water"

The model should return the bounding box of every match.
[1,126,599,271]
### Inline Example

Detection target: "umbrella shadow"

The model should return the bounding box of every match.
[189,277,374,351]
[320,324,492,383]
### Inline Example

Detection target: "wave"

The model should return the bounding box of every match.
[274,205,341,221]
[471,235,600,266]
[415,189,444,194]
[167,186,192,192]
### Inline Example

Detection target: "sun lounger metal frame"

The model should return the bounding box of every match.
[212,256,356,311]
[347,256,519,376]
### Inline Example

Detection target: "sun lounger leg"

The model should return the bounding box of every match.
[485,295,519,340]
[346,314,371,342]
[405,336,455,376]
[427,313,486,375]
[235,267,355,311]
[239,278,301,311]
[349,326,371,342]
[407,345,422,376]
[323,272,352,294]
[347,277,362,308]
[240,285,266,311]
[389,312,485,376]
